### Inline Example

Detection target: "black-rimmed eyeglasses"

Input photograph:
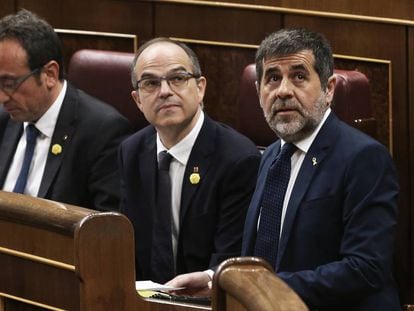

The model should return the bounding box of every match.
[0,67,41,96]
[136,71,200,93]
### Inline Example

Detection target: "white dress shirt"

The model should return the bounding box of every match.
[3,81,67,196]
[278,107,332,235]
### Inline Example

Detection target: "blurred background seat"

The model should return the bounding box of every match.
[68,49,148,131]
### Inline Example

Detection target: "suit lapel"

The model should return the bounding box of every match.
[0,120,22,185]
[139,133,158,210]
[37,85,78,198]
[276,114,339,268]
[179,117,215,224]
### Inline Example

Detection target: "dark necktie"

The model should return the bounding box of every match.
[151,151,175,283]
[254,143,297,268]
[13,124,39,194]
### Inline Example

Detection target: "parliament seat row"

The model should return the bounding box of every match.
[67,49,377,148]
[0,190,307,310]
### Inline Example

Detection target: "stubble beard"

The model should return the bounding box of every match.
[264,93,328,143]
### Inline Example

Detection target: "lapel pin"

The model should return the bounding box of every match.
[63,135,68,141]
[51,143,62,155]
[189,166,200,185]
[312,157,317,166]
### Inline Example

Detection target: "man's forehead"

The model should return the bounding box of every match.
[262,50,315,70]
[135,42,192,74]
[138,42,190,65]
[0,39,29,73]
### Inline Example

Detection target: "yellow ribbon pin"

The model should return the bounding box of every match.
[189,167,201,184]
[51,144,62,155]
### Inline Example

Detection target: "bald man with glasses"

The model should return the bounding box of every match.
[120,37,261,283]
[0,10,131,211]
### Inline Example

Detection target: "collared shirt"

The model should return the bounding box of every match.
[278,107,332,234]
[3,81,67,196]
[156,110,205,264]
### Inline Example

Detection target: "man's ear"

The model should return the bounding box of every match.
[196,76,207,102]
[131,90,143,112]
[42,60,60,88]
[325,74,337,106]
[255,81,264,108]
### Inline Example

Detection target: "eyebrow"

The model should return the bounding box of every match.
[263,67,280,78]
[0,74,17,79]
[290,64,309,73]
[139,66,189,79]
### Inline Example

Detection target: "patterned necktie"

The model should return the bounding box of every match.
[151,151,175,283]
[254,143,297,268]
[13,124,39,194]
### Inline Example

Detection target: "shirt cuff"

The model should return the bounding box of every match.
[204,269,214,280]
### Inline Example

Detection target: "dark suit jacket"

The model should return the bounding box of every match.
[242,113,400,310]
[0,83,131,211]
[119,115,261,280]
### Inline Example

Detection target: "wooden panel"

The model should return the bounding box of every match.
[17,0,153,40]
[187,43,255,127]
[197,0,414,21]
[405,26,414,304]
[155,3,281,44]
[0,254,79,310]
[0,220,74,264]
[0,0,14,18]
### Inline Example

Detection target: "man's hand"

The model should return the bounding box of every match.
[165,271,212,297]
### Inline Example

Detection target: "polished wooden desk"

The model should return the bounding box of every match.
[0,191,209,311]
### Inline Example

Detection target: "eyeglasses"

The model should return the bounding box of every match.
[0,68,41,96]
[136,71,200,93]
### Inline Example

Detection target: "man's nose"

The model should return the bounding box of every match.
[158,79,173,97]
[0,89,11,104]
[276,78,294,99]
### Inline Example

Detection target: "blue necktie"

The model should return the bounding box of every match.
[13,124,39,194]
[151,151,175,283]
[254,143,297,268]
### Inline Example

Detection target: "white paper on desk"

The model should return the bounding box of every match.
[135,280,184,292]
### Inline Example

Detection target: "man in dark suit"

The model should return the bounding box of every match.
[167,29,400,310]
[120,38,261,283]
[0,10,131,211]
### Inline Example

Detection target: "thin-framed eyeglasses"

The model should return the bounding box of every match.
[136,71,201,93]
[0,67,41,96]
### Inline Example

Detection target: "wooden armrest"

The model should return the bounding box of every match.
[212,257,308,311]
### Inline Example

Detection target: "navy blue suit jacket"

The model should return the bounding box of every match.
[0,84,131,211]
[242,113,400,310]
[119,115,261,280]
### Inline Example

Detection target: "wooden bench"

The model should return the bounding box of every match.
[0,191,209,311]
[0,190,309,311]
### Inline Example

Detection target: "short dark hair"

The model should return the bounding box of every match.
[255,28,333,89]
[130,37,202,89]
[0,9,65,79]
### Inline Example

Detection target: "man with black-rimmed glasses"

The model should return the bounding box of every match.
[120,37,261,283]
[0,9,131,211]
